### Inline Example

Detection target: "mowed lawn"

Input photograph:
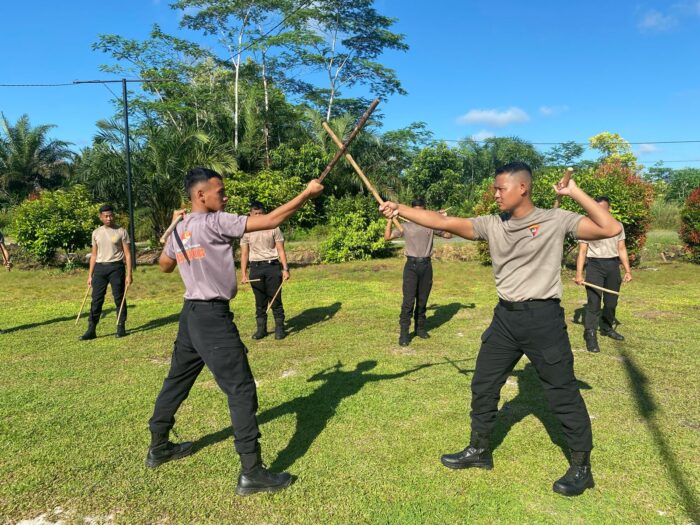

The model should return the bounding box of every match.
[1,231,698,524]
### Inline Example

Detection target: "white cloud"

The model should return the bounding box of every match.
[638,9,677,32]
[539,105,569,117]
[457,107,530,127]
[471,130,496,141]
[637,144,659,155]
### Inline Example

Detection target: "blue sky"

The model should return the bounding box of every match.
[1,0,700,166]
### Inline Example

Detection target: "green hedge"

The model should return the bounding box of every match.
[679,185,700,263]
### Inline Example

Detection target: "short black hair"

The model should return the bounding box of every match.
[411,197,426,208]
[594,195,610,204]
[250,200,265,211]
[99,204,113,214]
[495,161,532,177]
[184,167,222,198]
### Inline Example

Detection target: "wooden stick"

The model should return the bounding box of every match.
[160,216,183,244]
[583,281,620,296]
[75,284,91,325]
[244,278,261,283]
[318,99,380,183]
[116,283,130,326]
[322,122,403,233]
[266,281,284,313]
[554,167,574,208]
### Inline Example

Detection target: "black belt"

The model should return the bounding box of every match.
[406,256,431,262]
[498,298,559,311]
[96,261,124,266]
[184,298,230,305]
[587,257,619,262]
[250,259,279,267]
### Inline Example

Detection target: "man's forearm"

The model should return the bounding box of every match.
[278,244,289,269]
[394,205,449,231]
[576,251,586,276]
[619,247,631,273]
[265,191,310,229]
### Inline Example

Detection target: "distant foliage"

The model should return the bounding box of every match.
[679,185,700,263]
[13,185,100,263]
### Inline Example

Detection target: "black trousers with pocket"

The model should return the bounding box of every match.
[584,257,622,332]
[400,257,433,327]
[89,261,126,325]
[250,260,284,321]
[470,299,593,452]
[149,300,261,455]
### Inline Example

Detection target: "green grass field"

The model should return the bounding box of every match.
[1,231,698,524]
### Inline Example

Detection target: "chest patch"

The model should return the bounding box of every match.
[528,224,540,237]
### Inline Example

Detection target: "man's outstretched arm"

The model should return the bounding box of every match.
[379,202,477,240]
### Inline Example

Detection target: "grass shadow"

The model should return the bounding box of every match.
[130,313,180,334]
[424,302,476,332]
[619,349,700,524]
[285,302,342,335]
[2,306,125,334]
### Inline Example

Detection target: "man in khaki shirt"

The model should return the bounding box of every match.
[80,204,133,340]
[240,201,290,340]
[575,196,632,352]
[380,161,621,497]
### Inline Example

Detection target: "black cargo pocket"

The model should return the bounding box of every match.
[541,343,563,365]
[481,326,494,344]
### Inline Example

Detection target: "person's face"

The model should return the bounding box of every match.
[597,200,610,212]
[99,211,114,226]
[198,177,228,211]
[249,208,264,216]
[493,173,528,212]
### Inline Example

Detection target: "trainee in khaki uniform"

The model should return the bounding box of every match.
[574,196,632,353]
[0,230,12,334]
[80,204,133,340]
[384,197,452,346]
[240,201,290,340]
[147,167,323,496]
[380,161,621,497]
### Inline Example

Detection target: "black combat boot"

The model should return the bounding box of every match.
[415,318,430,339]
[583,329,600,353]
[235,449,293,496]
[252,317,267,340]
[553,451,594,496]
[116,324,127,338]
[399,323,410,346]
[145,432,194,468]
[79,322,97,341]
[600,328,624,341]
[440,432,494,470]
[274,317,286,340]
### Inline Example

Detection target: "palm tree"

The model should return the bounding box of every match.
[0,113,74,204]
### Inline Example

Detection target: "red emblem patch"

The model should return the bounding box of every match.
[529,224,540,237]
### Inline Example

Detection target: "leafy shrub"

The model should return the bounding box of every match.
[679,185,700,263]
[474,161,654,265]
[13,185,100,263]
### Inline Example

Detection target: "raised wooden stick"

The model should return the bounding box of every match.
[160,216,183,244]
[554,167,574,208]
[318,99,380,183]
[116,283,130,326]
[266,282,284,313]
[583,281,620,296]
[244,278,261,283]
[75,284,91,325]
[322,122,403,233]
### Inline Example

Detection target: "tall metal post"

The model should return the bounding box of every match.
[121,79,137,267]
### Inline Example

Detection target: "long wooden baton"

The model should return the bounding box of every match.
[266,281,284,314]
[322,122,403,233]
[75,284,91,325]
[583,281,620,296]
[554,167,574,208]
[116,283,130,326]
[318,98,380,183]
[160,216,183,244]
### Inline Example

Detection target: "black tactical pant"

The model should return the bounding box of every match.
[149,300,261,455]
[470,300,593,452]
[89,262,126,325]
[584,257,621,332]
[250,260,284,322]
[400,257,433,327]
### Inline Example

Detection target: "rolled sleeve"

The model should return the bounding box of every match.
[214,212,248,241]
[556,209,584,239]
[468,215,492,241]
[273,227,284,242]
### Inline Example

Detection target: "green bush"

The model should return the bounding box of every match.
[679,185,700,263]
[474,161,654,265]
[319,195,391,263]
[13,185,100,264]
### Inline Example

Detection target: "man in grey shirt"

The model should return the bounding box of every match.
[147,167,323,496]
[380,162,621,497]
[384,197,452,346]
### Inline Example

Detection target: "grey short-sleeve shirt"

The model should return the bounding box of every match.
[580,222,625,258]
[240,227,284,261]
[164,211,248,301]
[391,222,444,258]
[470,207,583,302]
[92,225,130,263]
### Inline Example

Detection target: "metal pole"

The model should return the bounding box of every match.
[121,78,137,268]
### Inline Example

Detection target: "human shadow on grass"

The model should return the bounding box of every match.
[1,306,126,334]
[619,349,699,524]
[129,313,180,334]
[285,302,341,335]
[192,360,435,470]
[424,302,476,332]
